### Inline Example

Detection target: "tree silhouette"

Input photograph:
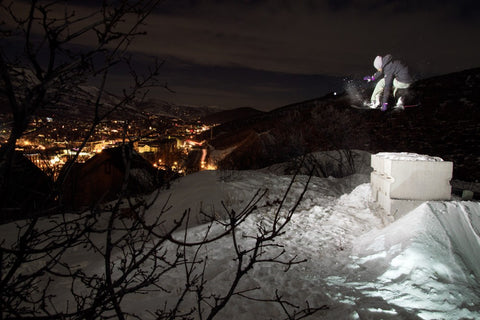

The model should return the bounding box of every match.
[0,0,166,213]
[0,1,327,319]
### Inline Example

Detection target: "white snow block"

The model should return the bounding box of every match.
[371,171,426,219]
[371,153,453,200]
[371,152,453,218]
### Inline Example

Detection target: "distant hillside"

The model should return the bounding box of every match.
[205,67,480,182]
[0,82,224,122]
[136,99,224,122]
[200,107,265,125]
[0,84,148,121]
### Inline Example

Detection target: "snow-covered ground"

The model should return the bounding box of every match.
[2,166,479,319]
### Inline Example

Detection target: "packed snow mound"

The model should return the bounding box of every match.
[353,201,480,280]
[335,201,480,319]
[143,172,480,319]
[1,170,479,319]
[144,170,369,231]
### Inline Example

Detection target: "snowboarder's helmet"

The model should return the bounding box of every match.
[374,56,382,70]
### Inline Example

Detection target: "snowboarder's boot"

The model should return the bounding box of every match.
[395,88,417,105]
[363,94,381,109]
[394,96,405,110]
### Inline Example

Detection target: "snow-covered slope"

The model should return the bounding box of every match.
[137,170,480,319]
[333,201,480,319]
[1,170,479,319]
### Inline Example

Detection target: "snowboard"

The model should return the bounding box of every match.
[350,103,421,110]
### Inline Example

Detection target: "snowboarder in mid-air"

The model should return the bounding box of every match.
[363,54,413,111]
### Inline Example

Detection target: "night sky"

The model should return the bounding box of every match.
[7,0,480,111]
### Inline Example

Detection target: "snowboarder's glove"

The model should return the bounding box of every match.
[363,75,375,82]
[381,103,388,111]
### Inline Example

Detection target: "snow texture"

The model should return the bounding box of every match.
[1,168,479,319]
[375,152,445,162]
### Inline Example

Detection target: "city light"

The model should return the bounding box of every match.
[6,116,218,178]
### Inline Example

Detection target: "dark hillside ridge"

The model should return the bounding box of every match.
[136,99,224,121]
[200,107,265,125]
[204,67,480,182]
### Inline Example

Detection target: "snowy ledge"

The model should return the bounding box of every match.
[375,152,444,162]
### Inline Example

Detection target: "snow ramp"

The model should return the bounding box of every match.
[343,201,480,319]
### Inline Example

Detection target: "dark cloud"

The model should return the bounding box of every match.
[138,1,479,73]
[8,0,479,110]
[88,0,480,108]
[327,0,352,11]
[157,0,480,16]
